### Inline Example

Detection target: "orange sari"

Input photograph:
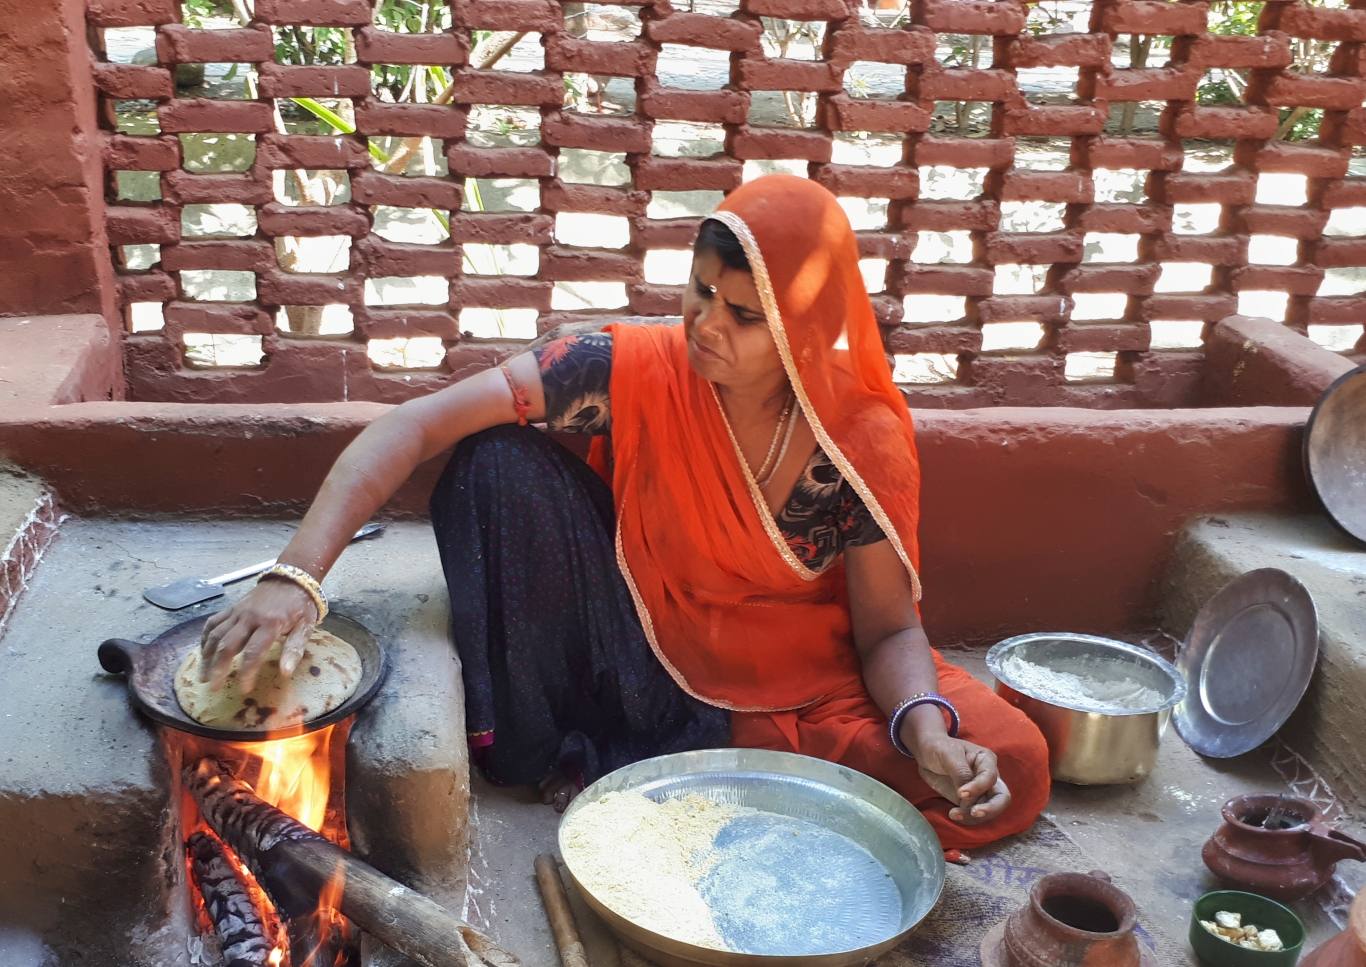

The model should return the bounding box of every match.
[604,175,1048,848]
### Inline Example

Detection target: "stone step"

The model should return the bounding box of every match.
[1162,512,1366,815]
[0,519,467,966]
[0,465,63,637]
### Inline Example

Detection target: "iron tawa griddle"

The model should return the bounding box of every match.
[1174,568,1318,759]
[1304,363,1366,545]
[98,611,387,742]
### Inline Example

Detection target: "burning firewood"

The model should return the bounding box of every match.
[187,831,279,967]
[187,758,520,967]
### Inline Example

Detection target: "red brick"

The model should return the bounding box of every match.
[540,246,641,281]
[87,0,177,27]
[108,206,181,245]
[1322,178,1366,207]
[1056,323,1150,353]
[1333,108,1366,147]
[257,64,372,98]
[255,133,372,169]
[633,157,742,191]
[1277,5,1366,42]
[355,27,469,65]
[920,0,1027,35]
[256,204,371,237]
[1101,1,1208,36]
[1086,137,1183,172]
[449,212,554,244]
[1096,67,1198,102]
[447,145,554,178]
[1187,33,1292,70]
[1001,170,1092,204]
[1173,106,1278,141]
[730,127,831,162]
[1308,295,1366,323]
[900,200,999,231]
[985,232,1083,265]
[450,70,565,107]
[1164,171,1256,205]
[1002,104,1106,137]
[156,25,274,63]
[921,68,1014,102]
[352,239,460,276]
[824,95,930,133]
[354,101,468,138]
[856,232,913,260]
[902,265,994,295]
[455,0,561,32]
[455,276,553,309]
[546,36,654,76]
[640,85,749,124]
[1006,33,1111,69]
[542,183,648,217]
[633,218,704,248]
[828,26,936,67]
[356,308,459,339]
[158,99,275,134]
[743,0,851,18]
[1263,73,1365,111]
[646,13,761,52]
[1057,264,1160,294]
[93,64,174,100]
[916,137,1012,168]
[1229,265,1321,294]
[1078,204,1170,235]
[257,271,359,304]
[1152,235,1245,265]
[977,295,1067,323]
[813,163,918,199]
[1141,293,1237,321]
[1313,238,1366,268]
[163,301,273,336]
[737,58,844,94]
[350,170,463,209]
[163,171,273,205]
[1242,141,1349,178]
[887,323,980,352]
[628,283,683,316]
[254,0,373,26]
[119,271,177,301]
[161,239,275,272]
[1240,208,1322,240]
[106,134,181,171]
[542,113,651,152]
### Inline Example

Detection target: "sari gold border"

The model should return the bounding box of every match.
[707,211,925,602]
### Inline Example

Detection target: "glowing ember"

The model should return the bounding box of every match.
[270,947,285,966]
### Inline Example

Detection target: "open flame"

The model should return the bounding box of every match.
[168,722,354,967]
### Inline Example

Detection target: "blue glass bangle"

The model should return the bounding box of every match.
[889,692,961,759]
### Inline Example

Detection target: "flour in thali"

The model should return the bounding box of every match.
[1001,651,1166,712]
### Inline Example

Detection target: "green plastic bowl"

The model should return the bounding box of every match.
[1190,891,1305,967]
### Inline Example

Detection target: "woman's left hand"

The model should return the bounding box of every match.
[911,734,1012,826]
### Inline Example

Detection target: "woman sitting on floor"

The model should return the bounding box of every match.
[199,175,1050,849]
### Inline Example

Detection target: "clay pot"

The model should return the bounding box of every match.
[1302,889,1366,967]
[1204,795,1366,902]
[980,870,1155,966]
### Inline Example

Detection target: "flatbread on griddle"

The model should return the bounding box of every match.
[174,627,362,731]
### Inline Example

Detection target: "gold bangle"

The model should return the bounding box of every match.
[260,563,328,623]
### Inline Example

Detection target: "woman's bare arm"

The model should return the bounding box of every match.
[200,352,546,691]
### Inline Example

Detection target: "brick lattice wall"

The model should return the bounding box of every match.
[90,0,1366,406]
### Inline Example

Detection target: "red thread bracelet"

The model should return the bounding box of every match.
[502,364,531,426]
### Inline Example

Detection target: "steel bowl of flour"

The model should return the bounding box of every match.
[558,748,945,967]
[987,633,1186,785]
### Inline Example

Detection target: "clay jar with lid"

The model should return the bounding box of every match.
[980,869,1155,966]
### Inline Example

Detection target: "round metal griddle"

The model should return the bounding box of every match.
[1175,569,1318,759]
[98,612,387,742]
[558,748,945,967]
[1304,363,1366,545]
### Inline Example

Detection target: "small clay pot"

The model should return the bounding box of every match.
[1204,795,1366,902]
[980,870,1155,966]
[1302,889,1366,967]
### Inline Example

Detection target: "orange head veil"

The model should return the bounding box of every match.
[605,174,923,712]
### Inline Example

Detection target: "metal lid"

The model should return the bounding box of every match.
[1304,364,1366,545]
[1174,568,1318,759]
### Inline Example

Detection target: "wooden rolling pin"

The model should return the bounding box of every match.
[535,854,591,967]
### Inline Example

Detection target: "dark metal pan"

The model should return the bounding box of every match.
[1303,363,1366,545]
[98,612,387,742]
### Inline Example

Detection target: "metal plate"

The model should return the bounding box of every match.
[97,612,387,742]
[1175,569,1318,759]
[558,748,945,967]
[1305,364,1366,545]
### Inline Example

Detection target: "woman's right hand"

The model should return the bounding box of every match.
[198,578,319,693]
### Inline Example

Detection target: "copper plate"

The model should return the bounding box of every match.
[1174,569,1318,759]
[1304,364,1366,545]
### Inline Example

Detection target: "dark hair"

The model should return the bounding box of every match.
[693,218,750,272]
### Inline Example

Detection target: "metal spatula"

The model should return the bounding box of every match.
[140,523,384,610]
